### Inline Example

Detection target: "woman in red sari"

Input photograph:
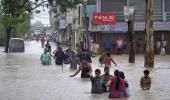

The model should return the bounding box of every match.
[107,70,128,98]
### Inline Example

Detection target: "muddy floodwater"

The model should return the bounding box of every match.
[0,41,170,100]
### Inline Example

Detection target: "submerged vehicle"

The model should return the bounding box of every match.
[9,38,25,52]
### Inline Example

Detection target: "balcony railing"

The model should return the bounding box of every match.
[166,12,170,21]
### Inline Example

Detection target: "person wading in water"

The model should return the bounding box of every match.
[70,59,92,78]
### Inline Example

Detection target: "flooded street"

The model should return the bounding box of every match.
[0,41,170,100]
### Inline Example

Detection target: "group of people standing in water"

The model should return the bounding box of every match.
[40,41,152,98]
[70,51,131,98]
[89,68,131,97]
[70,59,131,97]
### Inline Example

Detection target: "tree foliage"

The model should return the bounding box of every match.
[0,0,49,25]
[0,0,50,52]
[55,0,83,12]
[0,23,5,46]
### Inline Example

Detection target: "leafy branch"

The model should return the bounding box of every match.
[29,1,48,11]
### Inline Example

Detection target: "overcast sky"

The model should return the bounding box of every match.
[31,1,50,26]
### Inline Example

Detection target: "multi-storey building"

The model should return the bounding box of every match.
[49,1,81,46]
[86,0,170,54]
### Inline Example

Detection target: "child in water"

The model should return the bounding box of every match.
[140,69,151,90]
[102,52,117,67]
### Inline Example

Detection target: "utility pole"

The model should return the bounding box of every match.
[144,0,154,68]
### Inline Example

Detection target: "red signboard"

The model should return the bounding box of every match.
[92,12,116,24]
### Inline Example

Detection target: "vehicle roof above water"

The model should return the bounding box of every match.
[10,38,24,43]
[10,38,24,40]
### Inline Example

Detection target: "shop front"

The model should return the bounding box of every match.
[90,22,170,54]
[90,23,127,54]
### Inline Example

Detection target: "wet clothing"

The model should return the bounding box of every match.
[54,50,64,65]
[64,49,74,64]
[78,51,92,63]
[41,37,45,47]
[45,43,52,55]
[116,39,123,54]
[105,64,111,67]
[45,44,51,50]
[160,47,166,56]
[124,80,129,88]
[101,74,112,92]
[116,39,123,48]
[160,40,167,56]
[155,40,161,54]
[40,52,51,65]
[121,79,131,97]
[103,56,114,65]
[109,77,128,98]
[140,76,151,90]
[41,37,45,42]
[122,44,127,53]
[81,66,91,78]
[104,39,112,53]
[71,62,92,78]
[104,40,112,49]
[69,56,80,70]
[90,77,104,94]
[125,87,131,97]
[103,56,116,67]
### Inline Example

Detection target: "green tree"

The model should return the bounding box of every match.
[56,0,83,12]
[15,14,31,38]
[0,0,50,53]
[0,23,5,46]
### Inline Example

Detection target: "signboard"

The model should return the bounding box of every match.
[135,22,170,31]
[91,22,127,32]
[92,12,116,24]
[59,19,66,29]
[124,6,134,22]
[90,22,170,32]
[124,6,134,16]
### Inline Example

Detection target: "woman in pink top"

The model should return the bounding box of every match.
[102,52,117,67]
[107,70,128,98]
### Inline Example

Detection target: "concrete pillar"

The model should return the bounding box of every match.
[162,0,166,21]
[96,0,101,12]
[126,0,129,6]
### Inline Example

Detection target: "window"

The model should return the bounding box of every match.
[101,0,126,12]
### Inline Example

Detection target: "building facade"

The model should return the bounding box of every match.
[87,0,170,54]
